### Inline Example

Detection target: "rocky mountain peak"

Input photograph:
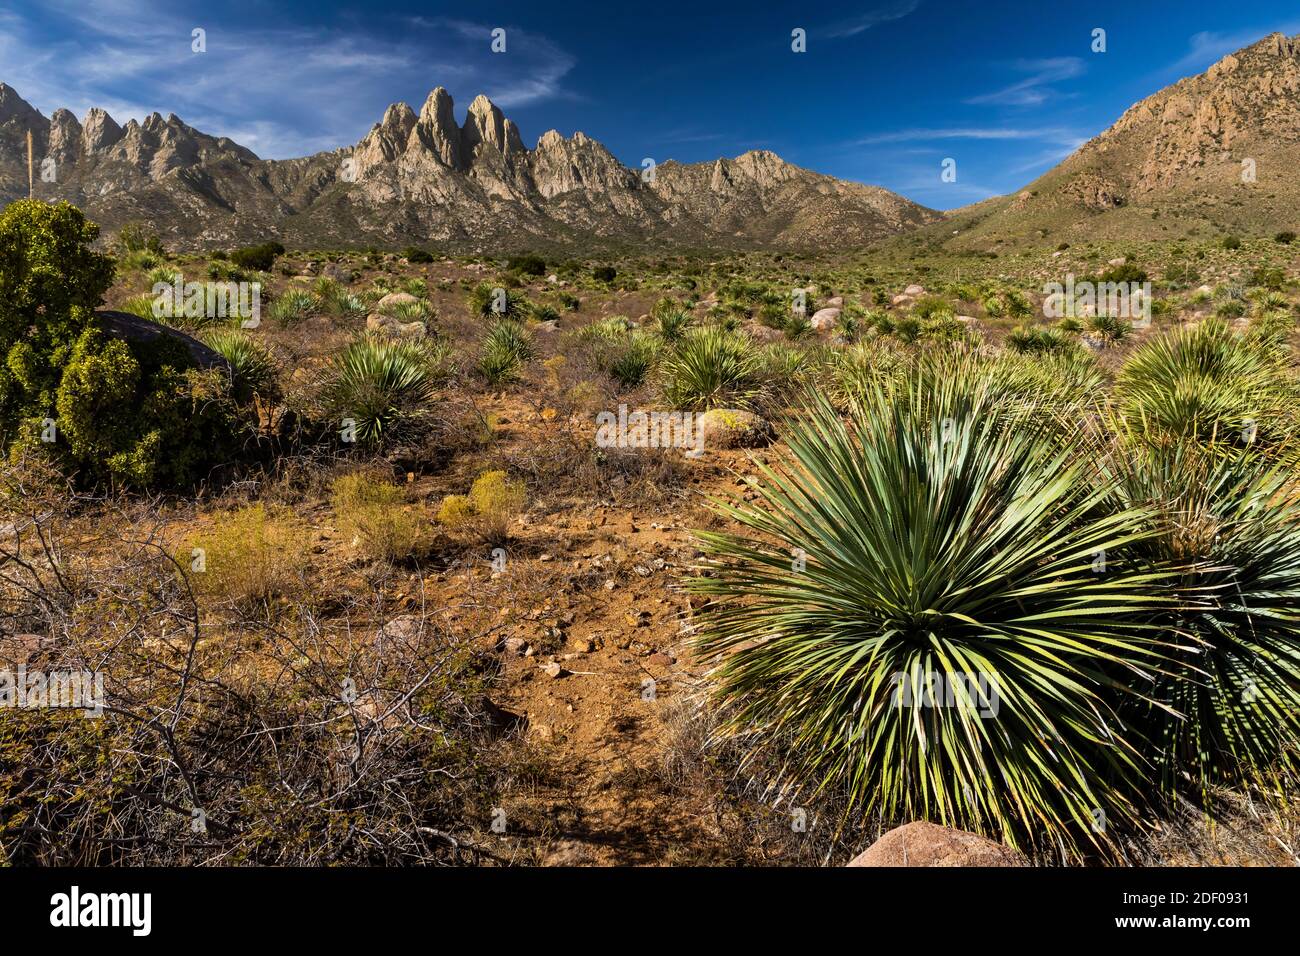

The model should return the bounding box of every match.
[83,107,123,152]
[413,88,461,168]
[0,82,43,129]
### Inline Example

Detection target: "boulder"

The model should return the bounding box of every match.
[810,307,841,331]
[1107,256,1127,267]
[699,408,772,450]
[904,284,926,296]
[367,313,425,337]
[378,291,419,310]
[749,323,785,342]
[891,293,915,307]
[847,822,1026,867]
[826,296,844,308]
[97,310,229,371]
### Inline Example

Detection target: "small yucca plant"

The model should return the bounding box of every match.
[269,289,319,327]
[477,318,535,385]
[1115,319,1296,448]
[659,325,763,411]
[690,378,1174,859]
[202,328,279,402]
[468,281,522,319]
[321,334,439,445]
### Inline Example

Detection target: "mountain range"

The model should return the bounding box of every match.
[0,84,937,252]
[1,32,1297,253]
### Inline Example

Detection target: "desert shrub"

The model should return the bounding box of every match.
[1249,266,1285,291]
[1006,324,1078,355]
[911,295,950,320]
[659,325,763,411]
[477,318,535,385]
[269,289,318,326]
[320,334,441,446]
[689,382,1172,859]
[185,502,310,608]
[1274,231,1296,245]
[1221,235,1242,251]
[113,222,164,258]
[1099,262,1149,284]
[202,328,279,403]
[331,471,433,562]
[436,470,527,546]
[507,254,546,276]
[230,242,284,272]
[592,265,617,283]
[403,246,435,263]
[0,201,244,489]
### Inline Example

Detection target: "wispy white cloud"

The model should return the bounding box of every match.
[964,57,1085,107]
[0,1,576,159]
[824,0,922,39]
[854,125,1080,145]
[1161,24,1300,77]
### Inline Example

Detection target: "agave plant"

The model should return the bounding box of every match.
[202,328,279,402]
[689,380,1174,859]
[321,334,439,445]
[659,324,763,411]
[1106,431,1300,797]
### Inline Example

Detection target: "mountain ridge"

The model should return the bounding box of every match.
[0,82,938,251]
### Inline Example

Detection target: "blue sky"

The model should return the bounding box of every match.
[2,0,1298,209]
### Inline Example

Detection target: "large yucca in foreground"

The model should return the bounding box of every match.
[690,381,1173,859]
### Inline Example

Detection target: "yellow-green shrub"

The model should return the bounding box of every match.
[331,472,433,561]
[184,503,309,607]
[436,470,526,545]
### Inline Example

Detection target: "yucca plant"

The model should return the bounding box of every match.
[269,289,319,327]
[321,334,439,445]
[607,331,658,389]
[656,307,693,343]
[468,281,522,319]
[477,317,535,385]
[1105,432,1300,797]
[689,380,1175,859]
[202,328,279,403]
[1087,313,1131,344]
[1115,319,1297,451]
[659,324,763,411]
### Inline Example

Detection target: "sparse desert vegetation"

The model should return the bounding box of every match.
[3,196,1300,869]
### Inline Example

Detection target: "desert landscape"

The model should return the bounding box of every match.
[1,4,1299,892]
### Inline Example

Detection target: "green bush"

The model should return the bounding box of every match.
[592,265,617,283]
[507,254,546,276]
[403,247,435,264]
[1,201,240,488]
[659,325,762,411]
[230,242,285,272]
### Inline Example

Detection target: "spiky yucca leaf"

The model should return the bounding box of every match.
[321,334,438,445]
[1107,431,1300,795]
[690,386,1175,859]
[659,324,763,411]
[201,328,278,402]
[1115,319,1298,450]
